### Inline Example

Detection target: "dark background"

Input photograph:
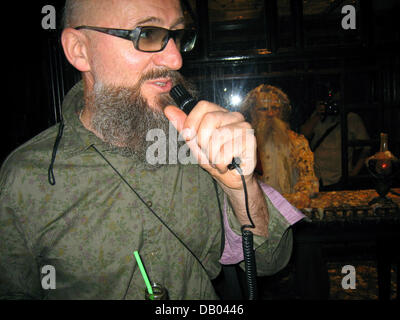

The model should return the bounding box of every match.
[2,0,399,190]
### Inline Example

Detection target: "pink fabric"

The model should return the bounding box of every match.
[219,181,305,265]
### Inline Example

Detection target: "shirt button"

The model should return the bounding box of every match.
[146,201,152,208]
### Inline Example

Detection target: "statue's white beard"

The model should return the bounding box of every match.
[255,117,295,193]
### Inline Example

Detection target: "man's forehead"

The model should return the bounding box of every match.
[93,0,183,27]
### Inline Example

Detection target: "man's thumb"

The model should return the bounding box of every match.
[164,105,192,140]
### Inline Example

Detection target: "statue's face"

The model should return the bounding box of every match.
[253,92,282,124]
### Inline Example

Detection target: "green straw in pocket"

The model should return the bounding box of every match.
[133,250,153,299]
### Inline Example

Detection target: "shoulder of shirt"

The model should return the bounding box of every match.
[0,124,59,191]
[347,112,362,120]
[1,124,58,167]
[288,129,308,143]
[0,119,90,185]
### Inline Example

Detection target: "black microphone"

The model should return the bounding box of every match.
[169,84,197,115]
[169,85,241,171]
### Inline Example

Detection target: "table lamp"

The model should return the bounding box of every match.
[365,133,400,205]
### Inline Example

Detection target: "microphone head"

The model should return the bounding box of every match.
[170,85,197,114]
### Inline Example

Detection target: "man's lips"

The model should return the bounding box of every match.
[146,78,173,93]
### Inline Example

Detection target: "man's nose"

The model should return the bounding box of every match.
[152,38,183,70]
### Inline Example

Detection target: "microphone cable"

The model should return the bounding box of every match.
[227,157,258,300]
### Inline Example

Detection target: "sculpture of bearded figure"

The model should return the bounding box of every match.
[241,84,319,208]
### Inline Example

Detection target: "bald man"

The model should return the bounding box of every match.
[0,0,304,299]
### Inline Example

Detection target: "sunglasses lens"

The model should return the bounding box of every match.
[137,27,197,52]
[178,30,197,52]
[138,27,168,52]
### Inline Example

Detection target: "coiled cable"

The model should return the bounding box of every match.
[228,158,258,300]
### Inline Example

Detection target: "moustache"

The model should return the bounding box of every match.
[139,69,184,86]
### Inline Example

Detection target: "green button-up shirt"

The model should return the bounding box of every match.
[0,82,293,299]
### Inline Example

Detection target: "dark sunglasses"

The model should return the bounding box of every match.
[75,25,197,53]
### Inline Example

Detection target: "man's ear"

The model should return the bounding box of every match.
[61,28,91,72]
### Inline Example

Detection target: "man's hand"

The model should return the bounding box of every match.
[164,101,269,237]
[164,101,257,190]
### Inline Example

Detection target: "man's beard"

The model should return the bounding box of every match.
[85,69,197,167]
[255,117,295,193]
